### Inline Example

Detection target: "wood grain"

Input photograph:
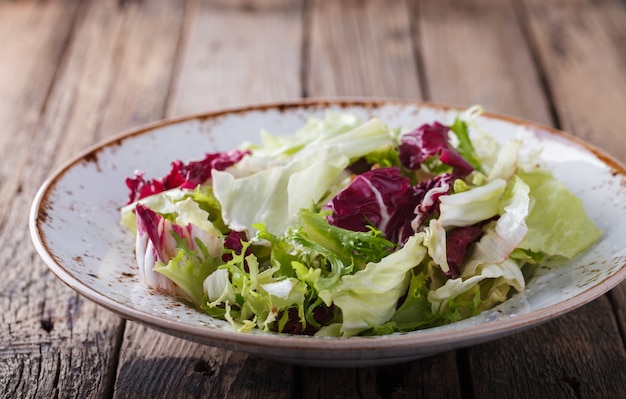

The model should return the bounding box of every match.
[0,0,77,224]
[521,0,626,154]
[300,351,462,399]
[1,0,624,397]
[468,298,626,398]
[113,324,291,399]
[306,0,422,99]
[1,1,186,398]
[415,0,552,125]
[168,0,304,116]
[0,1,96,397]
[98,0,187,137]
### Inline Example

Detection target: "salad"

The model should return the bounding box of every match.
[120,107,602,337]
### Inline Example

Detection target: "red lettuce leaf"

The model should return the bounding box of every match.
[399,122,473,176]
[445,225,485,277]
[324,167,413,242]
[324,168,455,244]
[125,149,250,204]
[409,173,455,231]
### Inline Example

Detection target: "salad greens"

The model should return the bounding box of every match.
[121,107,602,337]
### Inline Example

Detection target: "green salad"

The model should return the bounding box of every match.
[120,107,601,337]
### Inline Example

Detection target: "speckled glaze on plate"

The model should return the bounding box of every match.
[30,100,626,367]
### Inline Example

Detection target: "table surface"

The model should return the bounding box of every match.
[2,0,626,397]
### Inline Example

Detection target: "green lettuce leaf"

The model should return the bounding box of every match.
[248,112,363,160]
[428,258,525,319]
[318,234,428,337]
[518,169,602,259]
[212,150,349,236]
[438,178,507,227]
[257,209,396,294]
[153,231,221,307]
[120,186,227,234]
[369,268,445,334]
[448,116,483,172]
[212,114,395,236]
[203,245,308,332]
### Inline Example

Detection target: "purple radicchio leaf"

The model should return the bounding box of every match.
[444,224,485,277]
[221,230,251,264]
[125,149,251,204]
[134,204,218,294]
[324,167,413,242]
[408,173,456,232]
[399,122,473,176]
[324,168,458,245]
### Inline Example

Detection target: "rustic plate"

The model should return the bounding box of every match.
[29,100,626,367]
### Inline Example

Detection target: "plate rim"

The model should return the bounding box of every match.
[29,98,626,358]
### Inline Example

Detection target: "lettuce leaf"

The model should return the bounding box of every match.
[518,169,602,258]
[248,112,363,160]
[462,176,530,276]
[213,116,395,236]
[369,268,445,334]
[203,244,308,333]
[317,234,427,337]
[213,150,349,235]
[438,178,506,227]
[428,258,525,318]
[121,186,227,234]
[248,113,393,162]
[259,209,396,294]
[135,203,223,306]
[448,116,483,172]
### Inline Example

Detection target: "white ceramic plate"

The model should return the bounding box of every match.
[30,100,626,367]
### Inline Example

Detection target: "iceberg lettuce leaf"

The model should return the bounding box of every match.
[518,169,602,258]
[428,258,525,318]
[438,178,506,227]
[213,150,349,235]
[370,268,445,334]
[318,234,427,336]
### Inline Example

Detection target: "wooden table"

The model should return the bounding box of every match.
[2,0,626,397]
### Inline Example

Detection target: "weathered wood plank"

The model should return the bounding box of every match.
[610,282,626,351]
[416,0,552,124]
[114,324,292,399]
[168,0,304,116]
[306,0,422,99]
[300,351,462,399]
[113,1,303,397]
[521,0,626,155]
[300,367,380,399]
[0,1,87,397]
[1,0,186,398]
[98,0,187,137]
[468,298,626,398]
[519,0,626,376]
[0,0,77,222]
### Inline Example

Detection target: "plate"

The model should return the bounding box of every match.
[29,100,626,367]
